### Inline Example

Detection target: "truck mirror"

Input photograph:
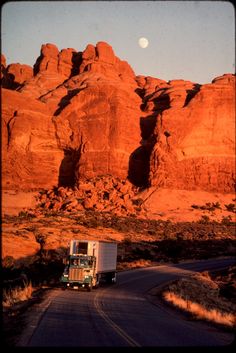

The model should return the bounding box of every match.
[62,258,67,265]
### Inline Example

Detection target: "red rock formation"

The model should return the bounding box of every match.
[1,54,7,86]
[18,43,82,99]
[6,63,33,88]
[1,89,64,189]
[148,74,235,192]
[79,42,135,83]
[34,43,81,77]
[1,55,33,89]
[54,81,141,184]
[34,43,60,74]
[1,42,235,193]
[1,42,141,190]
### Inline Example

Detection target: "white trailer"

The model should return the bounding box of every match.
[61,240,117,291]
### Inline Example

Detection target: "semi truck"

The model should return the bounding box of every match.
[60,240,117,291]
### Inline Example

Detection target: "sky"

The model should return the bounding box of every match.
[1,0,235,84]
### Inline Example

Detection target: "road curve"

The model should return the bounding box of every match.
[23,257,235,347]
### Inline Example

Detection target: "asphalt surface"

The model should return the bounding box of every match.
[23,257,235,347]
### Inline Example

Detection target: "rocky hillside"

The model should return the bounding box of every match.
[1,41,235,192]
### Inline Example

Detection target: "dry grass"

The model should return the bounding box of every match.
[163,291,235,327]
[162,270,236,328]
[3,281,33,308]
[117,259,155,271]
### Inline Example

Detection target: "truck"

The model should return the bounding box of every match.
[60,240,117,291]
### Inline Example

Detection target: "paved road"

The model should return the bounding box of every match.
[25,257,235,347]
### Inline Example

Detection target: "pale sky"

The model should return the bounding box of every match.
[1,0,235,84]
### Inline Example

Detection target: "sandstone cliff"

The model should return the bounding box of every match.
[1,43,235,192]
[135,74,235,192]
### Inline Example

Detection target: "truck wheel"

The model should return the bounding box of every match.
[106,273,116,284]
[111,273,117,284]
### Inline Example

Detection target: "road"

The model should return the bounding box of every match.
[23,257,235,347]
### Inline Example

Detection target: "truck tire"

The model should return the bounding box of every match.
[111,272,117,284]
[106,272,116,284]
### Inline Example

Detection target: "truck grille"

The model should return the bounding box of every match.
[69,268,83,281]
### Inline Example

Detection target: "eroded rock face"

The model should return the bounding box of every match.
[148,74,235,192]
[1,89,64,189]
[1,42,142,190]
[79,41,135,83]
[1,57,33,90]
[1,42,235,193]
[17,44,82,99]
[37,42,141,185]
[53,80,141,184]
[1,54,7,86]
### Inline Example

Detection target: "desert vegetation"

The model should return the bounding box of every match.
[3,280,33,308]
[161,266,236,329]
[191,201,236,214]
[2,205,236,286]
[2,182,235,346]
[2,194,235,347]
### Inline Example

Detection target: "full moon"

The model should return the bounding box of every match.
[138,37,149,48]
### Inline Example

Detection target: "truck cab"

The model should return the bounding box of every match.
[61,254,97,291]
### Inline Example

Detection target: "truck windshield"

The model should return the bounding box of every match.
[70,257,93,267]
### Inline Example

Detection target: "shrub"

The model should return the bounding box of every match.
[132,198,143,206]
[191,202,221,212]
[221,215,232,225]
[198,215,210,224]
[2,256,15,269]
[3,280,33,307]
[212,202,221,209]
[225,203,236,213]
[191,204,200,209]
[18,211,33,220]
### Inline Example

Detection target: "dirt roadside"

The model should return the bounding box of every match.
[3,287,58,347]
